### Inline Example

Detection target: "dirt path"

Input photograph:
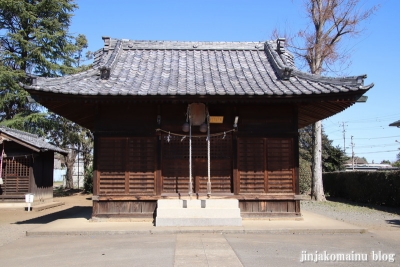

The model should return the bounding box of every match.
[1,194,399,247]
[0,192,92,247]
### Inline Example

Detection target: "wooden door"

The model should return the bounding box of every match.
[161,133,232,193]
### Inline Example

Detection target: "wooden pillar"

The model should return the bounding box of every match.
[93,134,99,196]
[232,132,239,195]
[156,133,162,195]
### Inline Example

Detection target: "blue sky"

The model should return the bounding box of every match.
[70,0,399,163]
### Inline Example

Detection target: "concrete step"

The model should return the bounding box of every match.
[157,208,241,218]
[156,199,242,227]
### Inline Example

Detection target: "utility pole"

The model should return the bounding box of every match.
[342,122,347,154]
[351,136,354,170]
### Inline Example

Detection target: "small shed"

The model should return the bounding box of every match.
[21,37,373,218]
[0,126,67,203]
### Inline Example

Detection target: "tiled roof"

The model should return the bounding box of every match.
[22,37,373,97]
[0,126,67,154]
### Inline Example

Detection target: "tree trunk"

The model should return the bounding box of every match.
[311,120,326,201]
[63,150,77,189]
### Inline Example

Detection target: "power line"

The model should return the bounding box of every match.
[329,135,400,141]
[329,112,400,121]
[357,150,399,154]
[355,143,399,149]
[336,113,400,124]
[355,135,400,140]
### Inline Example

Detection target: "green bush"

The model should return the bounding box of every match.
[83,165,93,193]
[299,158,312,194]
[323,171,400,207]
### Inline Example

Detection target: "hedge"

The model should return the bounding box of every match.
[323,171,400,207]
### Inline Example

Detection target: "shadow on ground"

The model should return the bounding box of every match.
[326,197,400,216]
[385,219,400,227]
[15,206,91,225]
[53,188,90,197]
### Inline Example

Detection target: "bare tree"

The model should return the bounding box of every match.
[276,0,378,200]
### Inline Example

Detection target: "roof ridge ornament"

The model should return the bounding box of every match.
[264,39,293,80]
[99,39,122,80]
[277,38,286,54]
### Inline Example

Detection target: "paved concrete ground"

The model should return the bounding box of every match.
[0,232,399,266]
[0,194,399,266]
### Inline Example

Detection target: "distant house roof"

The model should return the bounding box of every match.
[21,37,374,129]
[23,37,373,97]
[389,120,400,127]
[345,157,368,165]
[0,126,67,154]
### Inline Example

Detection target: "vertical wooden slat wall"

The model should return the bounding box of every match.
[97,137,156,195]
[161,134,232,193]
[238,137,295,194]
[266,138,295,193]
[238,138,265,193]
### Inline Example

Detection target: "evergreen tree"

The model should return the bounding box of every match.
[0,0,81,132]
[0,0,93,188]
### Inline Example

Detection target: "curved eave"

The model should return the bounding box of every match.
[21,81,372,98]
[25,87,368,102]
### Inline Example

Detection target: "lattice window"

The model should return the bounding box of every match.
[2,158,30,195]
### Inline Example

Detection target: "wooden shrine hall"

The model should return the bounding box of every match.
[22,37,373,219]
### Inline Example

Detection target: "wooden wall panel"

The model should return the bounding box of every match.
[97,137,156,195]
[238,138,265,193]
[238,137,295,194]
[93,201,157,217]
[128,138,156,193]
[161,134,232,193]
[266,138,294,193]
[239,200,300,217]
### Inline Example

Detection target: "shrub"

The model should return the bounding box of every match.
[83,165,93,193]
[299,158,312,194]
[323,171,400,207]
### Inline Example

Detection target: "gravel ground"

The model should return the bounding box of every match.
[301,198,400,230]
